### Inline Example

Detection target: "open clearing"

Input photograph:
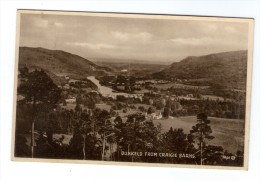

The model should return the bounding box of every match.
[153,116,245,154]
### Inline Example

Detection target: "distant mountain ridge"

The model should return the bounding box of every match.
[18,47,112,79]
[18,47,248,90]
[153,50,248,90]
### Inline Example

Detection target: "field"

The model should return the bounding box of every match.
[153,116,245,154]
[95,103,111,111]
[60,101,244,154]
[152,83,209,90]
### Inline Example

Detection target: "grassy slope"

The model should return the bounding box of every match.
[18,47,112,79]
[153,50,248,90]
[153,116,244,153]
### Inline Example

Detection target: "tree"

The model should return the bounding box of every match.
[154,99,164,110]
[76,94,83,105]
[75,104,82,113]
[116,113,159,162]
[163,127,189,152]
[188,113,214,165]
[163,107,171,118]
[138,106,146,112]
[160,127,195,164]
[98,119,114,160]
[15,134,30,157]
[166,99,172,108]
[79,111,92,160]
[63,99,67,106]
[69,122,84,159]
[114,116,124,140]
[90,109,113,160]
[15,104,34,134]
[203,145,224,165]
[235,150,244,166]
[17,67,61,157]
[147,107,155,114]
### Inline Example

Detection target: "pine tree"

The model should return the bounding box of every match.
[17,67,61,157]
[188,113,214,165]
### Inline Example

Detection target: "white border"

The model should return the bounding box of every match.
[1,1,260,181]
[11,9,254,171]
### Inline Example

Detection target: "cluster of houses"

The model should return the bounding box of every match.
[107,93,144,102]
[144,112,174,120]
[65,97,76,104]
[145,112,162,120]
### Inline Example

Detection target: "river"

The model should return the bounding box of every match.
[87,76,139,99]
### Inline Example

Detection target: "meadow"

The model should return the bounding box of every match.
[153,116,245,154]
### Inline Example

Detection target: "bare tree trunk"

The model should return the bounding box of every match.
[93,121,95,136]
[200,119,203,165]
[111,144,114,161]
[68,116,71,134]
[83,135,86,160]
[31,120,35,158]
[109,144,112,161]
[127,144,133,162]
[31,99,36,158]
[118,148,119,161]
[200,141,203,165]
[102,133,106,160]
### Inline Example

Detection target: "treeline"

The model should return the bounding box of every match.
[69,80,98,90]
[15,105,244,166]
[179,99,245,119]
[141,93,245,119]
[15,67,244,166]
[101,92,245,119]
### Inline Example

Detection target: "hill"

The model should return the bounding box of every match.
[153,50,248,90]
[18,47,112,79]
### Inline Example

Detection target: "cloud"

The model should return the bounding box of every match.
[20,13,248,63]
[111,31,152,41]
[66,42,115,50]
[167,35,247,51]
[30,17,63,29]
[111,31,129,41]
[168,37,212,46]
[135,32,152,41]
[34,19,49,28]
[224,26,237,34]
[54,22,63,28]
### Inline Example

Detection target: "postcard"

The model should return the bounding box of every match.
[12,10,254,169]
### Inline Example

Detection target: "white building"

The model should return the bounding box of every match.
[65,98,76,104]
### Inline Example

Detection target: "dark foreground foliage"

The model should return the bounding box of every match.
[15,68,244,167]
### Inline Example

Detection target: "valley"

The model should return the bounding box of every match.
[15,47,248,165]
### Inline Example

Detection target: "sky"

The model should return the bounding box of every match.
[19,13,249,64]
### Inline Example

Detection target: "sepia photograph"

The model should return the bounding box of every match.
[12,10,254,169]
